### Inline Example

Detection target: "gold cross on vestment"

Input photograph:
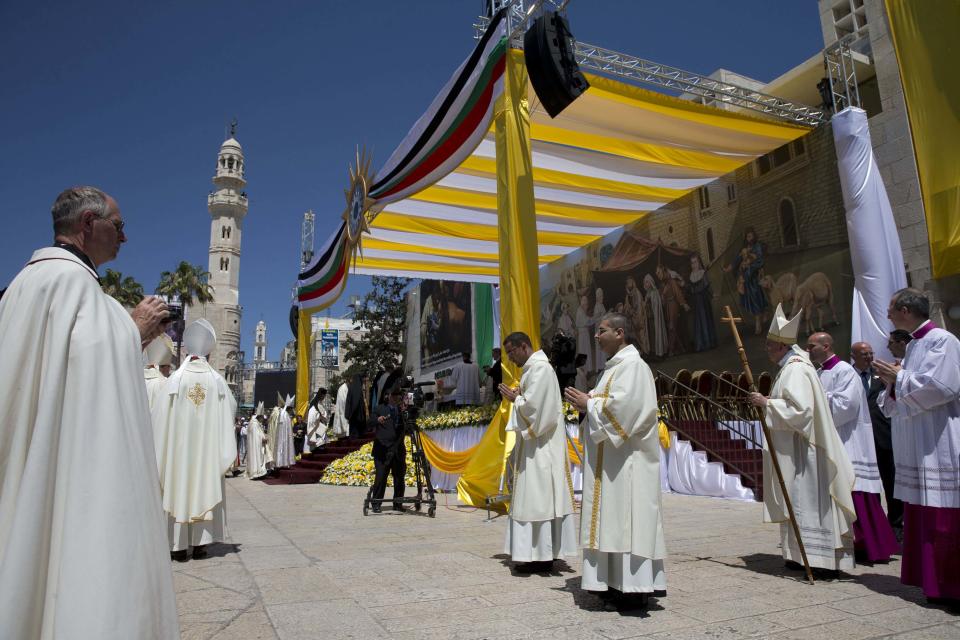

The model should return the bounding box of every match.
[187,383,206,407]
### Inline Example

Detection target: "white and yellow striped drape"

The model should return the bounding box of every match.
[354,52,811,282]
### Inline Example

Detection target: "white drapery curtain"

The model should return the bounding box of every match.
[832,107,908,361]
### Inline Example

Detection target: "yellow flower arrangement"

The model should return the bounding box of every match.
[319,438,418,486]
[415,403,498,431]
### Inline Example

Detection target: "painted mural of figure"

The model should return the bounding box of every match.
[686,254,717,352]
[557,301,575,337]
[657,265,689,357]
[594,288,608,372]
[624,275,650,356]
[643,274,667,358]
[575,294,595,372]
[724,227,769,335]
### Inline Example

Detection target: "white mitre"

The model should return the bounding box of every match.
[284,394,294,409]
[767,303,803,345]
[144,334,175,366]
[183,319,217,357]
[255,401,265,417]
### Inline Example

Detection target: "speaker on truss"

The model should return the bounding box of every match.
[523,11,589,118]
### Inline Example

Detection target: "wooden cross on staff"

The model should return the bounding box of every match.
[721,305,815,586]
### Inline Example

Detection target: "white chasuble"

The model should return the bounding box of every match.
[144,365,169,413]
[818,357,883,494]
[264,407,279,466]
[245,416,269,479]
[878,322,960,507]
[332,383,349,437]
[0,248,178,639]
[504,351,576,561]
[764,345,856,570]
[274,409,296,468]
[153,359,236,529]
[580,345,666,592]
[309,404,329,446]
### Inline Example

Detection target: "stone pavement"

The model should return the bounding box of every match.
[174,478,958,640]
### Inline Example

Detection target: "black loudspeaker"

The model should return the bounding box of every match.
[524,11,589,118]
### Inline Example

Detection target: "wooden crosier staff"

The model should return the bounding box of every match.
[721,305,815,586]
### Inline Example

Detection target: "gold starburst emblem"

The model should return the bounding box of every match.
[187,383,206,407]
[342,147,376,261]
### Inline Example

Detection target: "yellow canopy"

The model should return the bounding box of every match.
[355,58,811,282]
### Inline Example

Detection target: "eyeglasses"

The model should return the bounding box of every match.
[99,215,125,234]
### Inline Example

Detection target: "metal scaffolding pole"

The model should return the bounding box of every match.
[824,35,862,114]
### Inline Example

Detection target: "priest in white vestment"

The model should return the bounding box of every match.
[498,332,576,571]
[876,288,960,604]
[439,353,483,406]
[273,394,297,468]
[153,319,237,560]
[808,332,899,562]
[332,382,349,438]
[144,334,176,412]
[748,304,856,576]
[0,186,178,638]
[307,387,330,449]
[565,313,666,611]
[245,402,269,479]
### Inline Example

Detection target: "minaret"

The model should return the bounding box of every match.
[254,320,267,364]
[188,126,246,376]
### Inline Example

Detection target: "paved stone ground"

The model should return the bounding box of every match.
[174,478,958,640]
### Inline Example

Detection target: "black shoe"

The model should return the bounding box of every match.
[652,589,667,598]
[615,593,649,611]
[371,505,382,513]
[170,550,188,562]
[393,504,407,512]
[191,545,208,560]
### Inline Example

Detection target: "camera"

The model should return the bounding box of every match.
[159,294,183,323]
[399,375,435,425]
[548,332,577,391]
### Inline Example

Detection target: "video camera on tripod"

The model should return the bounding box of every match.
[362,375,438,518]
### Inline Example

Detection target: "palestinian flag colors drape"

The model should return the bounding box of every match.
[297,221,347,315]
[296,9,508,316]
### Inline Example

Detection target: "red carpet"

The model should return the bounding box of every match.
[669,419,764,500]
[260,436,374,485]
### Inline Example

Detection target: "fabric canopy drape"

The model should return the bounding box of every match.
[832,107,907,361]
[352,52,812,283]
[885,0,960,278]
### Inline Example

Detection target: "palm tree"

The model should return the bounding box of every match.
[155,261,215,306]
[101,269,145,308]
[156,262,215,361]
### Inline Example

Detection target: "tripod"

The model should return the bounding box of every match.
[363,407,437,518]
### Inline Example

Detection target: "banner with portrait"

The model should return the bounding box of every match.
[319,329,339,367]
[419,279,473,370]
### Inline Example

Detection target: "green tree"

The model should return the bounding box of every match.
[341,276,410,380]
[155,261,215,306]
[101,269,144,307]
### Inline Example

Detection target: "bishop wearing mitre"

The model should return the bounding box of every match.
[143,334,176,411]
[245,402,269,480]
[273,394,297,468]
[152,319,237,561]
[498,332,576,572]
[564,313,666,611]
[748,304,856,577]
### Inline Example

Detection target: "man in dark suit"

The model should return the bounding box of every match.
[488,348,503,401]
[851,340,903,534]
[368,385,407,512]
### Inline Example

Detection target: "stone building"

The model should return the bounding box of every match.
[187,135,247,382]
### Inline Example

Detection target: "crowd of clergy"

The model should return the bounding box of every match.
[0,186,958,638]
[497,291,959,612]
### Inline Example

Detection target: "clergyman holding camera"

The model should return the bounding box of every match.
[0,186,179,638]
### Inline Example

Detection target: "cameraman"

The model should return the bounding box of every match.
[368,385,407,512]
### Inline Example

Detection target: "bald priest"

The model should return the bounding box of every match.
[748,304,857,576]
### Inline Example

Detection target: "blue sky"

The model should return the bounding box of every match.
[0,1,824,360]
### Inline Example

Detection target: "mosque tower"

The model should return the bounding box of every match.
[254,320,267,364]
[187,127,246,376]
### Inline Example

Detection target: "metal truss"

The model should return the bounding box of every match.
[574,42,827,126]
[824,34,862,114]
[474,0,827,127]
